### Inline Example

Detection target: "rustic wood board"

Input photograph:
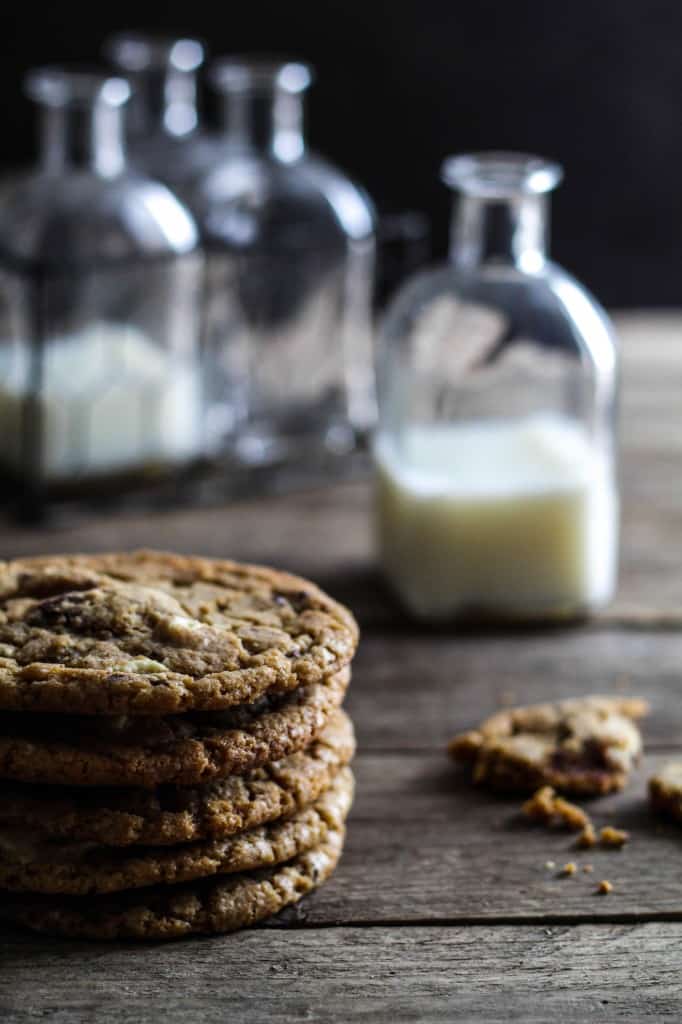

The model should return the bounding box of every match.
[283,750,682,924]
[2,313,682,1020]
[347,628,682,750]
[2,923,681,1023]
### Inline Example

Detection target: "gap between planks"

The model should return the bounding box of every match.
[263,910,682,929]
[6,911,682,945]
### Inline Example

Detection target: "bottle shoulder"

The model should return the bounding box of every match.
[0,170,199,268]
[297,154,376,239]
[129,131,219,191]
[188,146,375,246]
[381,259,617,368]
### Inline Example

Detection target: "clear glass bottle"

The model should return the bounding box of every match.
[104,33,216,201]
[0,69,205,514]
[189,58,377,467]
[375,152,619,621]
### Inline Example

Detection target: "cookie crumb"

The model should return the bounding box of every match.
[560,861,577,876]
[597,879,613,894]
[576,823,597,848]
[600,826,629,848]
[583,864,594,874]
[553,796,590,830]
[522,786,589,830]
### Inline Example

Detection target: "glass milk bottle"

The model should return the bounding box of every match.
[104,33,216,202]
[375,153,618,621]
[189,58,376,466]
[0,70,204,514]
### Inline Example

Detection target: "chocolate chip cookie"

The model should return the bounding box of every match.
[0,708,354,846]
[0,765,354,895]
[0,827,345,940]
[0,551,358,715]
[0,669,350,787]
[449,696,648,795]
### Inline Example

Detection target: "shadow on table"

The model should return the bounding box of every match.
[313,565,594,636]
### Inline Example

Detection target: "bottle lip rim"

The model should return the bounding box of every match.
[104,34,205,73]
[441,152,563,197]
[209,57,314,95]
[24,68,132,109]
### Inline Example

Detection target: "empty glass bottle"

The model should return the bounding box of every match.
[375,152,619,621]
[0,69,204,514]
[104,33,215,200]
[189,58,377,467]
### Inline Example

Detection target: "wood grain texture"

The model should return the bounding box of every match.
[347,628,682,751]
[2,923,681,1023]
[2,314,682,1020]
[280,750,682,924]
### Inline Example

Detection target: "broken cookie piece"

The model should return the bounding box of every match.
[649,761,682,822]
[522,785,589,830]
[449,696,648,795]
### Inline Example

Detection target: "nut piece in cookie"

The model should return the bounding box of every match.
[449,696,648,795]
[649,761,682,822]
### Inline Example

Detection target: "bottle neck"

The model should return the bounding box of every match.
[129,67,199,139]
[221,88,305,162]
[40,101,126,177]
[449,193,548,272]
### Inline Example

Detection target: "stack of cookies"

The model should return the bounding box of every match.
[0,551,358,941]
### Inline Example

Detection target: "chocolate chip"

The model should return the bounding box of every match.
[17,574,96,599]
[25,592,91,628]
[273,591,310,614]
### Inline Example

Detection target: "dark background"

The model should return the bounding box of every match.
[0,0,679,307]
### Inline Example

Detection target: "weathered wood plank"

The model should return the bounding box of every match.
[275,750,682,924]
[0,311,680,1020]
[0,482,372,580]
[347,628,682,750]
[0,311,675,1024]
[2,922,681,1022]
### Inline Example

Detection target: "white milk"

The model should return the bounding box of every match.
[374,414,617,620]
[0,323,203,480]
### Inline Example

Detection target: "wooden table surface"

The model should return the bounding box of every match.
[2,312,682,1022]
